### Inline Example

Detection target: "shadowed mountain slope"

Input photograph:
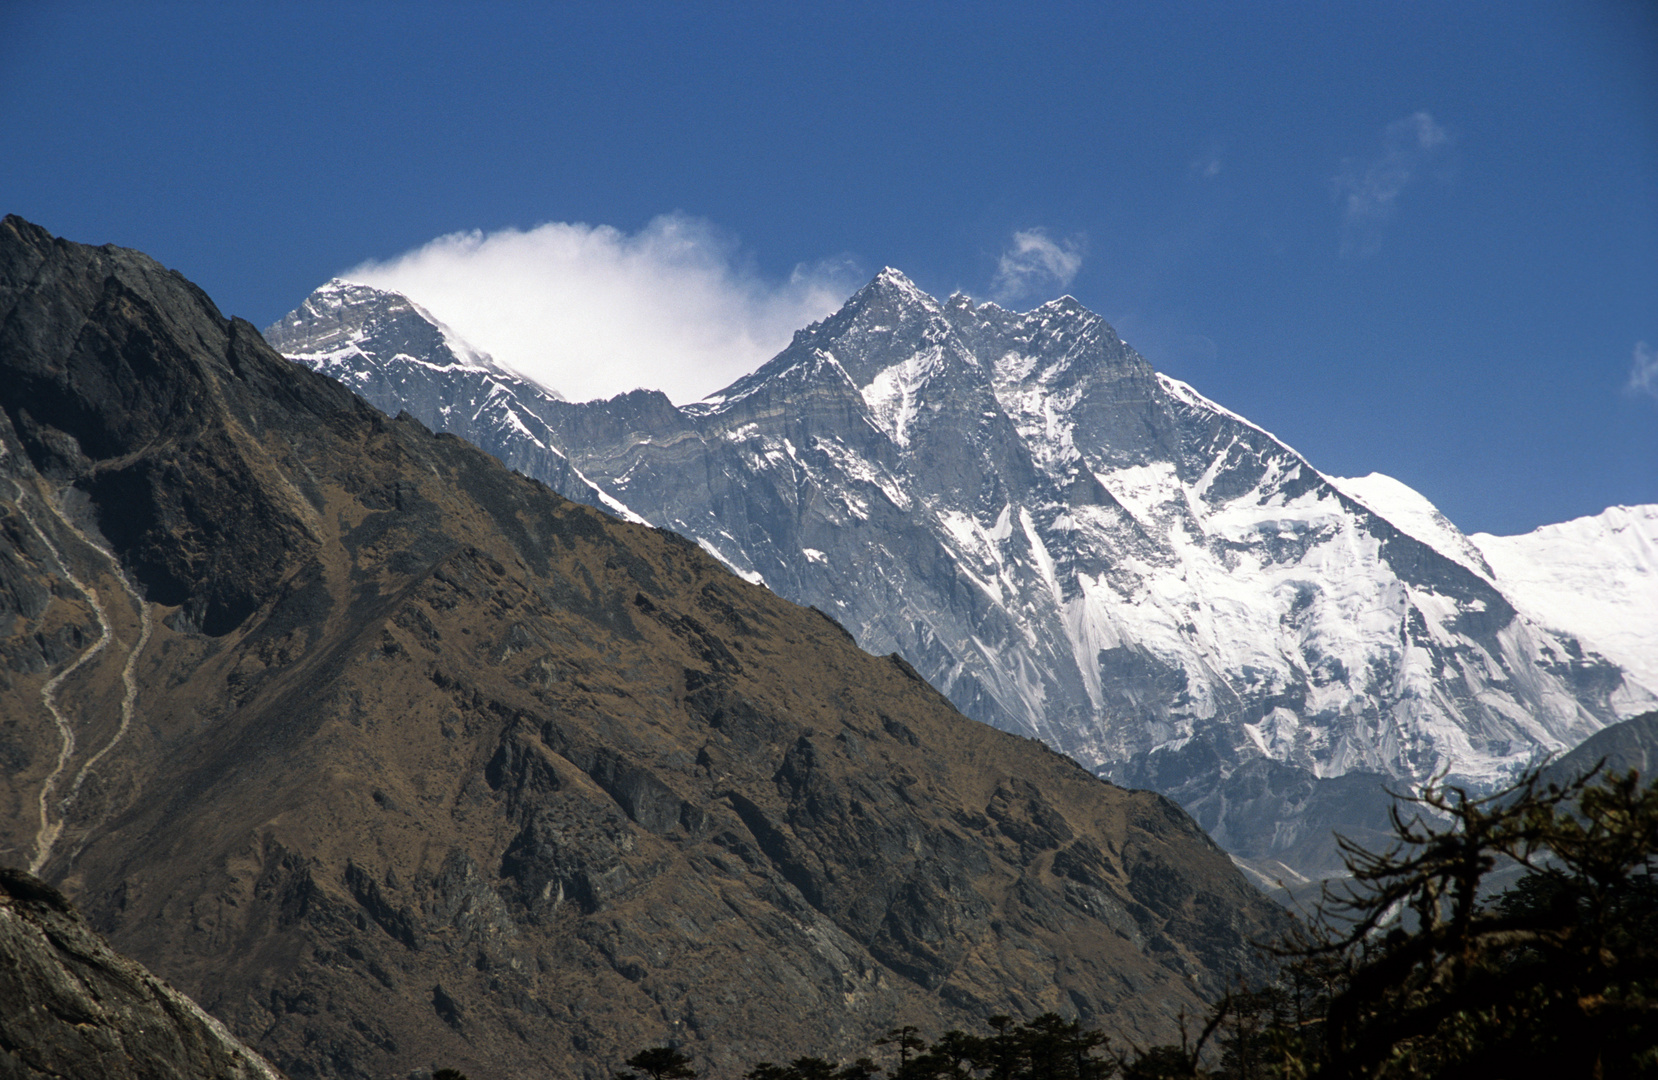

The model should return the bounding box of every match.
[1544,709,1658,784]
[0,216,1284,1080]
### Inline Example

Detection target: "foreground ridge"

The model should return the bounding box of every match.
[0,866,284,1080]
[0,216,1284,1078]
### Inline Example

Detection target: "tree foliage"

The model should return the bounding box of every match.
[1176,765,1658,1078]
[1273,765,1658,1078]
[617,767,1657,1079]
[616,1045,698,1080]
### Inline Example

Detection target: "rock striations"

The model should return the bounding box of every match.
[0,216,1285,1079]
[268,270,1656,887]
[0,866,284,1080]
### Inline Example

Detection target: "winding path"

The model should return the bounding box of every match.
[61,509,152,815]
[6,480,147,875]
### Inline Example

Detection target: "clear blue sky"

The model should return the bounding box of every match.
[3,0,1654,536]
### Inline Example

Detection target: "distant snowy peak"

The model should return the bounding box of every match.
[865,266,936,309]
[266,263,1648,883]
[266,278,564,400]
[1326,472,1495,579]
[1472,505,1658,693]
[264,279,646,520]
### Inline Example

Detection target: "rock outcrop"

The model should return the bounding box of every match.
[0,216,1285,1080]
[0,866,284,1080]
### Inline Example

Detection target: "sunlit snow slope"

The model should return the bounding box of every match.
[1325,472,1496,579]
[1472,505,1658,695]
[269,271,1651,880]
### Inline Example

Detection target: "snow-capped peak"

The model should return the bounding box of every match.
[266,278,563,400]
[268,264,1648,886]
[857,266,940,311]
[1325,472,1494,579]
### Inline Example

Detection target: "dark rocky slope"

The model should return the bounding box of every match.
[0,867,285,1080]
[0,215,1285,1080]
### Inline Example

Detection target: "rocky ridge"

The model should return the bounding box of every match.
[0,216,1286,1080]
[268,271,1655,885]
[0,866,284,1080]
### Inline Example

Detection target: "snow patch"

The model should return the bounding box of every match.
[1327,472,1493,579]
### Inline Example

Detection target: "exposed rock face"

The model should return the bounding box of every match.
[0,866,284,1080]
[268,271,1653,886]
[0,216,1286,1080]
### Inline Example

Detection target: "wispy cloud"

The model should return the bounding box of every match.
[1628,341,1658,402]
[1191,139,1225,180]
[1334,111,1451,257]
[346,215,860,404]
[991,228,1085,303]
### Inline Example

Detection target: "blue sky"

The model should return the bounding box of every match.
[2,0,1654,536]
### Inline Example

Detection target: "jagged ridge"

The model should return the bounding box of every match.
[269,268,1656,883]
[1,216,1286,1079]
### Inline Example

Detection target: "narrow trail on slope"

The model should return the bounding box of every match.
[60,507,152,817]
[5,480,113,875]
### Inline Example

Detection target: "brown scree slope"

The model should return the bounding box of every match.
[0,216,1285,1080]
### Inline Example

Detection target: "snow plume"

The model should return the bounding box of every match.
[347,215,860,404]
[1334,111,1450,257]
[1627,341,1658,402]
[992,228,1085,302]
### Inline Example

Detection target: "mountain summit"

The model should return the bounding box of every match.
[2,216,1283,1078]
[272,268,1656,885]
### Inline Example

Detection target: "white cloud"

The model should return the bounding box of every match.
[346,215,860,404]
[1191,139,1225,179]
[1334,111,1451,257]
[991,228,1085,302]
[1628,341,1658,402]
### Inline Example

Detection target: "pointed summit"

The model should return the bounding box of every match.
[872,265,918,288]
[266,277,560,397]
[850,266,940,313]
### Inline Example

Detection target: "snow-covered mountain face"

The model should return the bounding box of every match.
[1470,505,1658,695]
[264,280,640,520]
[268,271,1653,883]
